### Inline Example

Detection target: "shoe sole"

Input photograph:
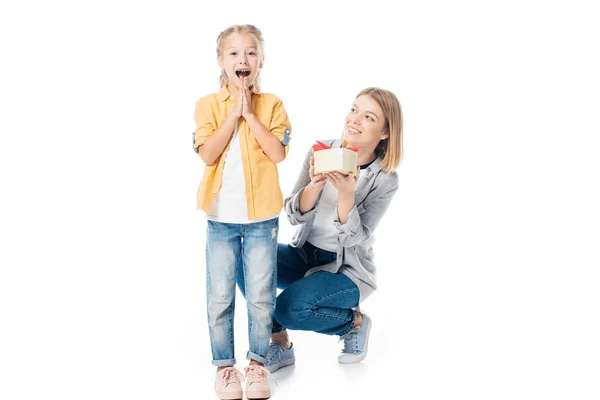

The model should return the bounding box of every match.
[214,388,243,400]
[267,357,296,373]
[338,317,371,364]
[246,389,271,399]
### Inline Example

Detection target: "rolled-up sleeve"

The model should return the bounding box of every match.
[334,178,399,248]
[284,147,317,225]
[193,96,216,153]
[270,98,292,155]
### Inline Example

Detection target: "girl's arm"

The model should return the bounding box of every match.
[245,113,286,163]
[194,93,243,166]
[197,113,239,165]
[242,85,288,163]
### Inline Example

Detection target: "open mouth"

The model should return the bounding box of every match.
[235,70,251,78]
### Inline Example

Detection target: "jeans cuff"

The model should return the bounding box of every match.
[246,351,268,366]
[336,312,357,337]
[272,324,284,334]
[212,358,236,367]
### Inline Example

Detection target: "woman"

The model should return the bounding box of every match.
[238,87,403,372]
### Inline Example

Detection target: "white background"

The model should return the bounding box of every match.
[1,0,599,399]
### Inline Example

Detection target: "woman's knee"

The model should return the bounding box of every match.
[274,289,311,328]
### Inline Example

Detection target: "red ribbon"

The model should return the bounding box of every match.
[312,141,363,153]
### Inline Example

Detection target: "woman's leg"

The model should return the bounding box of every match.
[262,243,340,372]
[274,271,360,336]
[206,221,241,367]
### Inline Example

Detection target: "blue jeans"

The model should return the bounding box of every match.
[237,241,360,337]
[206,218,278,367]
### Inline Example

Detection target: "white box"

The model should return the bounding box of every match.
[313,148,358,175]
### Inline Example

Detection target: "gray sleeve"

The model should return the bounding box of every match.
[333,175,399,248]
[284,146,317,225]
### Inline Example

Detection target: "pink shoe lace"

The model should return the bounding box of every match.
[220,367,244,387]
[244,364,277,386]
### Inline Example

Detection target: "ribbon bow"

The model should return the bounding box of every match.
[312,140,362,153]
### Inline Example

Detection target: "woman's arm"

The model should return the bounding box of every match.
[336,191,355,224]
[334,174,399,248]
[299,155,327,213]
[284,147,323,225]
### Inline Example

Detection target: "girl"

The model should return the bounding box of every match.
[237,87,402,372]
[193,24,291,399]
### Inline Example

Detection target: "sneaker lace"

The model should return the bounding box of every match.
[266,342,280,362]
[245,365,278,386]
[339,327,359,354]
[221,367,244,386]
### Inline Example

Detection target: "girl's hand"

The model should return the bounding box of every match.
[308,155,327,191]
[241,77,253,118]
[326,170,359,196]
[231,86,243,119]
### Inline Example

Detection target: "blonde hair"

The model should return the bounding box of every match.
[345,87,403,173]
[216,24,264,91]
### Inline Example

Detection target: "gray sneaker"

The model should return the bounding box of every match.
[265,341,295,373]
[338,313,372,364]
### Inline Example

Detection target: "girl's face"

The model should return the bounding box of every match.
[218,32,263,89]
[344,95,388,148]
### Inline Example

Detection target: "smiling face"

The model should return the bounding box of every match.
[218,32,263,90]
[344,95,389,149]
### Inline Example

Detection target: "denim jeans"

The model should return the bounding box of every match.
[206,218,278,367]
[237,241,360,337]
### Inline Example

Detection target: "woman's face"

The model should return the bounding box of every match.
[343,95,388,148]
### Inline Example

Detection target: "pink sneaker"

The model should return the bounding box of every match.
[244,364,276,399]
[214,367,244,400]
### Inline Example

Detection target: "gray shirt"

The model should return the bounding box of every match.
[284,138,399,301]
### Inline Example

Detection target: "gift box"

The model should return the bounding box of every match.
[312,141,360,175]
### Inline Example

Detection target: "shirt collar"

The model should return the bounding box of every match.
[217,84,261,102]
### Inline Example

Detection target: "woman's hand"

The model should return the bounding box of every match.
[307,155,327,191]
[326,170,359,196]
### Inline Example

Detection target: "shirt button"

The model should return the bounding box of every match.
[212,190,217,194]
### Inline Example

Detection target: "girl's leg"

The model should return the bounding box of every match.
[237,242,319,332]
[236,242,314,296]
[242,217,280,365]
[274,271,360,337]
[206,221,241,367]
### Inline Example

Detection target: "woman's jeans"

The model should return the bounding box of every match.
[206,218,278,367]
[237,241,360,337]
